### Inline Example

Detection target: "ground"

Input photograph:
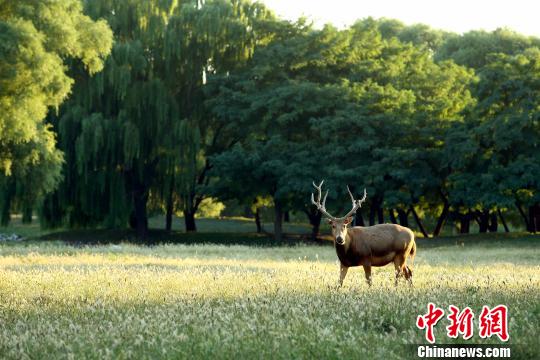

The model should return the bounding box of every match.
[0,221,539,359]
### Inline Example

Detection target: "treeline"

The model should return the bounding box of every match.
[0,0,539,239]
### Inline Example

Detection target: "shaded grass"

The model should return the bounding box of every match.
[4,213,538,248]
[1,216,315,246]
[148,215,312,234]
[36,229,315,247]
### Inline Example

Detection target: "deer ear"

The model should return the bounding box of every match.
[345,216,353,225]
[327,219,333,225]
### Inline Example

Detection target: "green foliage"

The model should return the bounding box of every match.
[209,19,476,234]
[41,0,275,235]
[43,0,182,231]
[195,198,225,218]
[163,0,276,230]
[445,48,540,210]
[436,28,540,69]
[0,0,112,224]
[2,0,538,236]
[360,17,451,52]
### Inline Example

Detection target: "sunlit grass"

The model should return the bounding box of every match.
[0,238,539,359]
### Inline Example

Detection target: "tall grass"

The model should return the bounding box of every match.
[0,236,538,359]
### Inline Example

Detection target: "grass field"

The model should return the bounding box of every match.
[0,231,539,359]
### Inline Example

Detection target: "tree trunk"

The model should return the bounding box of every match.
[433,200,449,237]
[22,207,32,224]
[535,204,540,232]
[304,208,322,240]
[477,210,489,233]
[498,209,509,233]
[397,208,409,227]
[184,210,196,232]
[274,199,283,241]
[305,208,322,241]
[165,208,173,232]
[537,205,540,232]
[459,212,470,234]
[165,192,173,232]
[254,207,262,233]
[488,212,498,232]
[354,211,365,226]
[0,189,11,226]
[377,206,384,224]
[410,205,429,238]
[283,211,290,223]
[181,159,211,234]
[369,204,376,226]
[516,201,530,231]
[388,209,397,224]
[369,196,383,225]
[132,187,149,238]
[529,204,540,233]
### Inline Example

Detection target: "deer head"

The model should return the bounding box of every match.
[311,180,367,245]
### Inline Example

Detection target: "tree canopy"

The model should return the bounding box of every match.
[39,0,275,237]
[2,0,539,237]
[208,19,476,239]
[0,0,112,224]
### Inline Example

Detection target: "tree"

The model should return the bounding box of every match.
[436,28,540,69]
[311,21,475,237]
[445,48,540,233]
[372,18,450,52]
[210,19,476,239]
[209,22,358,240]
[42,0,180,237]
[0,0,112,225]
[163,0,275,232]
[437,29,540,233]
[42,0,274,236]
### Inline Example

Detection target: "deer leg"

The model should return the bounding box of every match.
[393,255,405,286]
[338,263,349,288]
[362,264,372,286]
[404,266,413,286]
[393,266,401,287]
[404,242,415,286]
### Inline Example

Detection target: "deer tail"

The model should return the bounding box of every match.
[408,241,416,270]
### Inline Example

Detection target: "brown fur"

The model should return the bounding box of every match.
[310,181,416,287]
[332,222,416,287]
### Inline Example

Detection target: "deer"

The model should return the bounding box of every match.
[311,180,416,287]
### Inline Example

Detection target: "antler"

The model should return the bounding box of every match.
[311,181,367,221]
[341,186,367,220]
[311,180,337,220]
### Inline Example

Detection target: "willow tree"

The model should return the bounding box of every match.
[43,0,274,236]
[42,0,179,236]
[163,0,275,232]
[0,0,112,225]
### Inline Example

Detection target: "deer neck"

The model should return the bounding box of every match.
[346,227,353,243]
[335,228,355,266]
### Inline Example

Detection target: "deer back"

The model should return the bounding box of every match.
[350,224,414,256]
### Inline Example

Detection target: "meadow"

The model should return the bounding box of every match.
[0,226,539,359]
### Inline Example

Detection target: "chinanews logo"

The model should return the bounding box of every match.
[415,303,510,358]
